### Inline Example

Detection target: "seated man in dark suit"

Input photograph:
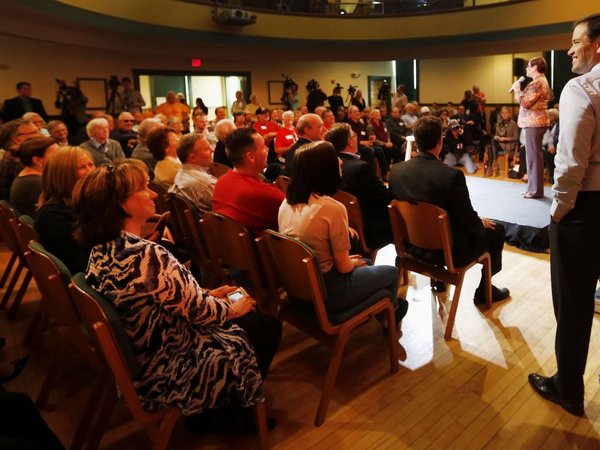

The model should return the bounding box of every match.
[1,82,48,123]
[388,116,509,304]
[325,123,393,250]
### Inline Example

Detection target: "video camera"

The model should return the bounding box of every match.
[108,75,120,91]
[282,73,298,92]
[347,85,357,98]
[333,82,343,94]
[306,79,319,92]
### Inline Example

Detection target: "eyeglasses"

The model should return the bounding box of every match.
[122,119,135,123]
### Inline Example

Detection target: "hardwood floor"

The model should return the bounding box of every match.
[1,178,599,449]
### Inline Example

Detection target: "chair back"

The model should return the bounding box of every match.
[149,180,170,214]
[274,175,290,195]
[0,200,21,254]
[332,190,370,256]
[201,212,268,304]
[10,215,38,254]
[70,273,141,381]
[258,229,331,330]
[388,199,456,272]
[208,162,231,179]
[166,193,192,248]
[26,242,82,329]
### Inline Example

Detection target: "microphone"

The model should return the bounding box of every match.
[509,76,525,94]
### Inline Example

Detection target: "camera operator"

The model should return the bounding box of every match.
[54,79,88,143]
[377,80,391,107]
[328,83,344,114]
[305,79,327,113]
[120,77,146,113]
[281,75,300,111]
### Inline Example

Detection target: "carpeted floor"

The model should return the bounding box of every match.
[466,177,552,251]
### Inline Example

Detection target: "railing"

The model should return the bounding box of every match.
[185,0,526,17]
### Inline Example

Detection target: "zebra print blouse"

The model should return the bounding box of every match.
[86,232,264,415]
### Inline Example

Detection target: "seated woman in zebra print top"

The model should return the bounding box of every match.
[72,159,281,421]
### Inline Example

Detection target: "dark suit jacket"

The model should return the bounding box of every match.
[283,137,311,176]
[339,153,393,250]
[1,96,48,122]
[388,151,486,266]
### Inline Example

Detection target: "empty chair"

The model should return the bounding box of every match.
[388,199,492,340]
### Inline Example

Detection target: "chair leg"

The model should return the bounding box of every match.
[23,306,45,346]
[481,256,493,309]
[0,253,17,288]
[152,409,181,450]
[70,372,111,450]
[444,276,465,341]
[36,338,66,409]
[315,329,350,427]
[83,383,117,450]
[0,260,24,309]
[8,269,32,319]
[254,401,270,450]
[385,304,400,374]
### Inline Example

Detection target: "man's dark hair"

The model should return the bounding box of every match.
[287,141,341,206]
[413,116,442,152]
[529,57,547,74]
[15,137,56,166]
[325,123,351,153]
[574,13,600,41]
[225,127,257,167]
[177,133,204,163]
[0,119,26,149]
[16,82,31,90]
[121,77,132,83]
[147,128,171,161]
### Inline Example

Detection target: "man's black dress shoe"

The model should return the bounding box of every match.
[430,279,447,293]
[473,285,510,305]
[528,373,584,417]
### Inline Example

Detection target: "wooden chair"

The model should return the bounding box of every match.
[332,190,377,261]
[10,215,45,343]
[69,273,182,450]
[258,230,399,426]
[167,194,218,287]
[388,199,492,340]
[25,243,107,450]
[208,162,231,179]
[148,180,170,214]
[274,175,290,195]
[0,201,33,319]
[200,212,271,312]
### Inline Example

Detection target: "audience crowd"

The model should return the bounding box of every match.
[0,73,561,447]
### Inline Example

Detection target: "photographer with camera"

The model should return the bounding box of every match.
[54,79,88,143]
[328,83,344,114]
[306,79,327,113]
[120,77,146,114]
[281,75,300,111]
[2,82,48,123]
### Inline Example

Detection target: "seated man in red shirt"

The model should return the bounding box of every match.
[213,128,285,233]
[252,108,279,145]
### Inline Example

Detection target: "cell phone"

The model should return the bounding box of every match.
[226,288,247,302]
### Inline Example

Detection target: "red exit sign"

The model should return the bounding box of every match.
[191,58,202,67]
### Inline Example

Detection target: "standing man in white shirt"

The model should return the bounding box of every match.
[529,13,600,418]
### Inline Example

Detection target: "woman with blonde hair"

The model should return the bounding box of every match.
[34,146,95,273]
